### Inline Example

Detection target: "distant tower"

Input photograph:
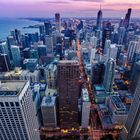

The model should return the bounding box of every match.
[103,58,115,92]
[55,13,61,32]
[120,76,140,140]
[44,21,52,36]
[96,5,102,29]
[58,60,80,129]
[124,8,132,29]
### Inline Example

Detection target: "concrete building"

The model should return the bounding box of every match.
[41,96,57,128]
[81,88,90,128]
[106,96,128,127]
[0,80,40,140]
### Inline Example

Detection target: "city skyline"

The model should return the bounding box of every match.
[0,0,140,17]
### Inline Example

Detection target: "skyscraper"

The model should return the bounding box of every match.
[130,61,140,93]
[103,58,115,92]
[96,6,102,29]
[0,54,10,72]
[55,13,61,32]
[58,60,80,128]
[0,80,40,140]
[11,45,21,67]
[120,77,140,140]
[124,8,132,29]
[44,22,52,36]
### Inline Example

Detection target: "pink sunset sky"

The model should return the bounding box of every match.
[0,0,140,18]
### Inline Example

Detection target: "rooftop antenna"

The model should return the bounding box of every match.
[100,4,102,10]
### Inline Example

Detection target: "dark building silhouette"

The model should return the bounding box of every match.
[58,60,80,129]
[91,63,105,85]
[44,22,52,36]
[96,7,102,29]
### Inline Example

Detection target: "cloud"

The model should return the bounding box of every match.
[72,0,104,2]
[43,0,70,4]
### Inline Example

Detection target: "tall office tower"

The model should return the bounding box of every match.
[106,44,118,60]
[11,45,21,67]
[103,58,115,92]
[10,29,21,45]
[96,6,102,29]
[123,8,132,29]
[104,39,111,54]
[90,36,97,48]
[44,22,52,36]
[90,48,96,64]
[45,36,53,53]
[39,25,45,36]
[7,35,16,46]
[120,78,140,140]
[0,42,9,55]
[127,41,138,62]
[118,27,126,44]
[41,96,57,128]
[21,34,30,48]
[58,60,80,128]
[91,63,105,85]
[130,61,140,93]
[95,29,101,48]
[0,54,10,72]
[81,88,90,128]
[0,81,40,140]
[55,13,61,32]
[102,28,111,51]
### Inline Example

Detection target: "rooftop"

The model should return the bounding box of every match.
[0,81,27,96]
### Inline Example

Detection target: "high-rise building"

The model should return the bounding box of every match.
[103,58,115,92]
[0,80,40,140]
[130,61,140,93]
[90,36,97,48]
[96,6,102,29]
[55,13,61,32]
[44,22,52,36]
[81,88,90,128]
[120,77,140,140]
[102,28,111,51]
[91,63,105,85]
[104,39,111,54]
[118,27,126,44]
[123,8,132,29]
[0,54,11,72]
[41,96,57,128]
[46,64,57,92]
[58,60,80,128]
[106,44,118,60]
[11,45,21,67]
[127,41,138,62]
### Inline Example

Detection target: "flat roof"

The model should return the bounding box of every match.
[0,81,26,96]
[94,85,105,91]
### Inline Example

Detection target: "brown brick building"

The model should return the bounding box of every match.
[58,60,80,129]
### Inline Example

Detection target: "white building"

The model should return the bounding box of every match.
[81,88,90,128]
[0,80,40,140]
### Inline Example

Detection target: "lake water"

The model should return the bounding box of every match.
[0,18,41,40]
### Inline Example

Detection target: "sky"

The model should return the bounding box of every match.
[0,0,140,18]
